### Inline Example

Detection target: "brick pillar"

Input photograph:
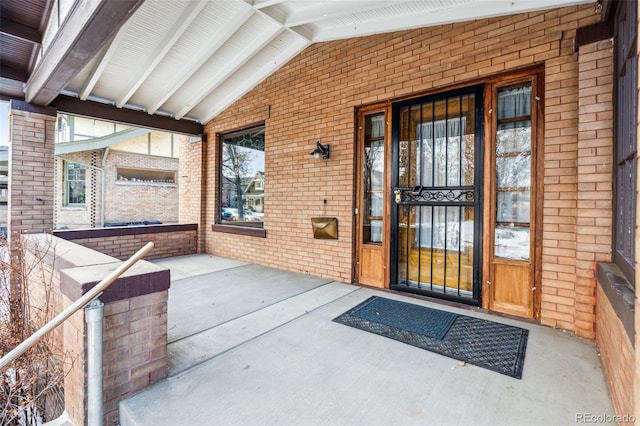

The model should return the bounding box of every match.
[574,39,614,340]
[178,136,204,252]
[8,100,56,236]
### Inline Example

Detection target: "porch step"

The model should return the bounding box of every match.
[119,282,358,426]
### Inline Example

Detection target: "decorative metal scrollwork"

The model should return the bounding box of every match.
[395,186,475,203]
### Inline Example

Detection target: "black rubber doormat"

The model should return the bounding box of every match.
[333,296,529,379]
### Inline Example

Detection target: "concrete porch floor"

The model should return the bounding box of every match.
[120,254,615,426]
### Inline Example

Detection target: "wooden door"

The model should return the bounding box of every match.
[355,108,389,287]
[487,75,541,318]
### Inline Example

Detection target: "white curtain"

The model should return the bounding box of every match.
[497,86,531,118]
[370,114,384,138]
[413,117,468,249]
[416,117,466,187]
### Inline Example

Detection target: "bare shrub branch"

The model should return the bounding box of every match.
[0,233,75,425]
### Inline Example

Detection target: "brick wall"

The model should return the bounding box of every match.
[101,291,168,425]
[199,5,604,332]
[8,101,56,235]
[569,38,614,340]
[24,235,170,426]
[596,285,634,424]
[54,152,95,229]
[55,151,179,229]
[178,139,205,252]
[54,224,198,260]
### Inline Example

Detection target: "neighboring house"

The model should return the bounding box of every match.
[220,172,264,222]
[242,171,265,214]
[54,114,185,229]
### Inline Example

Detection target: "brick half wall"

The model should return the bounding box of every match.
[595,282,635,423]
[53,223,198,260]
[23,234,171,426]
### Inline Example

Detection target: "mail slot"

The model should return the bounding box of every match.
[311,217,338,239]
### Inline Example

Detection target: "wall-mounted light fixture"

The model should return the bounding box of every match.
[310,141,330,159]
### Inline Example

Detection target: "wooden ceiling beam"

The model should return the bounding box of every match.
[50,95,204,136]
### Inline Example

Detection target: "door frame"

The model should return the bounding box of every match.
[352,66,543,320]
[482,68,544,318]
[388,85,485,306]
[354,103,392,288]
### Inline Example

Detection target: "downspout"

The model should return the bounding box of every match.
[100,148,110,227]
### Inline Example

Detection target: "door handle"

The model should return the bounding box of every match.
[394,189,401,204]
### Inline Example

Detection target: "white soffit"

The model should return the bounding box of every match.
[62,0,595,124]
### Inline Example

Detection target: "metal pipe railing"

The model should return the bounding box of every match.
[0,241,155,370]
[85,299,105,426]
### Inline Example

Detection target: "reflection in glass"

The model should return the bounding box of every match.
[220,126,265,226]
[494,84,532,260]
[495,225,530,261]
[497,191,530,223]
[497,121,531,153]
[496,154,531,188]
[363,114,385,243]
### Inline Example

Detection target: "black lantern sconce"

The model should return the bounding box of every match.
[310,141,330,159]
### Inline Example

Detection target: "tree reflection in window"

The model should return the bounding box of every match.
[220,125,265,226]
[494,84,532,261]
[363,114,384,243]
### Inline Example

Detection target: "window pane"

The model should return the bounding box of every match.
[363,113,384,244]
[220,126,265,226]
[66,163,86,205]
[496,154,531,188]
[495,84,532,261]
[497,121,531,153]
[497,191,530,223]
[613,0,637,282]
[497,86,531,119]
[495,225,530,261]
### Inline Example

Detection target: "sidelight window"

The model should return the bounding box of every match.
[363,114,385,243]
[494,84,532,261]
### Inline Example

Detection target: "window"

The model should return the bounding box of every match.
[116,167,176,184]
[613,0,637,284]
[219,125,265,227]
[362,113,384,244]
[494,84,532,261]
[65,162,86,206]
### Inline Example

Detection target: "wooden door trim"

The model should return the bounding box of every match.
[354,103,392,287]
[483,68,544,319]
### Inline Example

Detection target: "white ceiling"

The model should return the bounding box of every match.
[59,0,593,125]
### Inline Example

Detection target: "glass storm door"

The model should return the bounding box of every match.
[391,86,483,305]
